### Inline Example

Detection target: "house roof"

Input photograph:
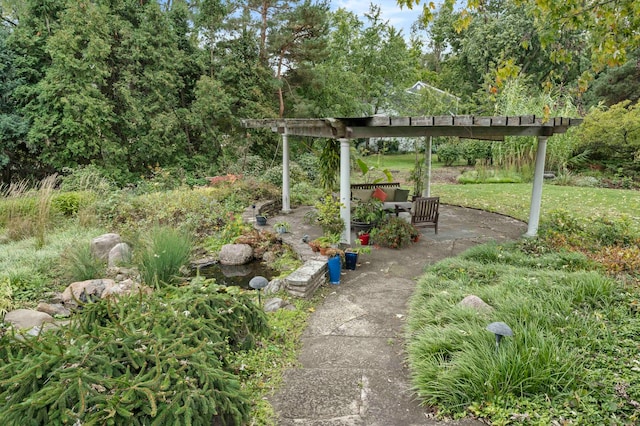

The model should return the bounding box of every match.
[406,81,461,101]
[242,115,582,141]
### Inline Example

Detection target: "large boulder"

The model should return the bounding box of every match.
[218,244,253,266]
[36,302,71,318]
[459,295,493,311]
[62,278,115,305]
[101,279,151,300]
[108,242,131,267]
[91,233,122,261]
[4,309,54,330]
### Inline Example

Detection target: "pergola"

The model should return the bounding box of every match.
[242,115,582,244]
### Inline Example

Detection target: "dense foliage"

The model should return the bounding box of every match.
[408,242,640,424]
[0,280,269,425]
[1,0,636,186]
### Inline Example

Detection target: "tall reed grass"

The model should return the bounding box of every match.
[492,80,581,174]
[138,226,192,289]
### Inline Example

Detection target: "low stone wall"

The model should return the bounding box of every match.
[284,260,327,298]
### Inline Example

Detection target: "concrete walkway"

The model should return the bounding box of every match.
[266,205,527,425]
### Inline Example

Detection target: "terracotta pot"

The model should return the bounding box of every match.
[319,246,329,256]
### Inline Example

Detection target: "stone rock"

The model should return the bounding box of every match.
[62,278,115,305]
[264,278,285,295]
[37,302,71,317]
[91,233,122,261]
[191,257,217,269]
[48,292,64,304]
[219,244,253,266]
[108,242,131,267]
[262,251,277,264]
[107,267,139,282]
[101,279,151,299]
[459,295,493,311]
[264,298,286,312]
[4,309,54,330]
[282,304,297,311]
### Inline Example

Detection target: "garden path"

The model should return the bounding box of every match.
[265,204,527,425]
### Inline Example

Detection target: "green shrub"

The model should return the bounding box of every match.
[260,163,308,187]
[294,153,320,183]
[51,191,96,216]
[138,226,192,288]
[370,217,419,249]
[291,181,323,206]
[436,142,459,166]
[313,195,345,236]
[226,154,266,178]
[0,280,269,425]
[589,215,636,246]
[457,169,523,184]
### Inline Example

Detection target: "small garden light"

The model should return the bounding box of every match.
[486,321,513,349]
[249,276,268,305]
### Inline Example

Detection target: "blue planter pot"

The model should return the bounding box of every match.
[345,252,358,270]
[327,255,341,284]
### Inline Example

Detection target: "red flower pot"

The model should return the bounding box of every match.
[358,233,370,246]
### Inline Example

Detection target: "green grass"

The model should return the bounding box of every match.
[0,223,106,305]
[433,183,640,226]
[407,242,640,424]
[359,153,462,172]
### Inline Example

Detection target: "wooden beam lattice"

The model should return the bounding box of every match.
[241,115,583,140]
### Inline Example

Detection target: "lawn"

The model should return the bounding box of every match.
[433,182,640,227]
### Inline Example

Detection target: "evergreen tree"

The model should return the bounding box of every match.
[0,23,30,182]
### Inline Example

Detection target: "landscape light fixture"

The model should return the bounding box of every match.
[249,276,269,305]
[486,321,514,349]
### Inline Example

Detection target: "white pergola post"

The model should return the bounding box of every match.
[423,136,432,197]
[339,138,351,244]
[526,136,548,237]
[281,128,291,213]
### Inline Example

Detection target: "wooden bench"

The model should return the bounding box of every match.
[350,182,412,213]
[350,182,400,192]
[410,197,440,234]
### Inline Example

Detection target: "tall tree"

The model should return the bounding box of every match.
[399,0,638,74]
[0,23,30,182]
[24,0,115,170]
[268,0,329,117]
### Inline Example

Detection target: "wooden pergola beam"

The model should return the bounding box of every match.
[241,115,582,140]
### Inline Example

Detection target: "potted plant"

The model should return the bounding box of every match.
[344,240,371,270]
[314,233,341,255]
[369,217,420,249]
[252,204,268,226]
[308,239,321,252]
[273,220,290,234]
[357,230,370,246]
[351,198,385,234]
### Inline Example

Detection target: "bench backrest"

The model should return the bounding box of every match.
[412,197,439,223]
[350,182,400,191]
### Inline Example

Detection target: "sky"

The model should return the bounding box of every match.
[331,0,426,39]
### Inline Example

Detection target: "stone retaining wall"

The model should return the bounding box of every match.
[284,260,328,298]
